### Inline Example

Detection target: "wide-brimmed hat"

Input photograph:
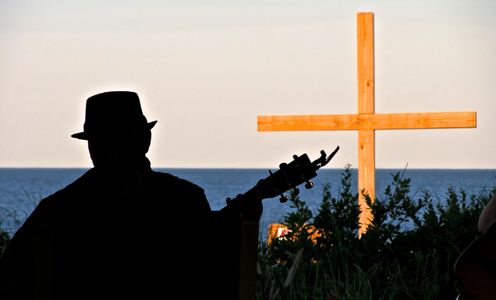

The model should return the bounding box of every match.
[71,91,157,140]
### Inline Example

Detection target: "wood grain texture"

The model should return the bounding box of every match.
[257,112,477,131]
[358,129,375,237]
[357,12,375,114]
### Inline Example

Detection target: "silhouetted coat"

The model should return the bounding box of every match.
[0,164,240,299]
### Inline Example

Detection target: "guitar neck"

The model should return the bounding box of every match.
[222,187,264,221]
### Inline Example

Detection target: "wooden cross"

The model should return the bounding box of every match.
[257,12,477,236]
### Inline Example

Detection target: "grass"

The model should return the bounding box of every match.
[256,165,494,300]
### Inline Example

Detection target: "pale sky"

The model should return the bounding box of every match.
[1,0,495,168]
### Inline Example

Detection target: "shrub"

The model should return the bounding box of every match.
[257,165,494,300]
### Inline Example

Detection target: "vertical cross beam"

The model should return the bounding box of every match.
[357,12,375,236]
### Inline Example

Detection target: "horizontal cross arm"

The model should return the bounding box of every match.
[257,111,477,131]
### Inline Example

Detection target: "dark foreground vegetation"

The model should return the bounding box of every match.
[256,165,494,300]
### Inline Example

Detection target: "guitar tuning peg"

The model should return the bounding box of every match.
[279,162,287,170]
[293,187,300,196]
[293,154,298,160]
[226,197,232,205]
[305,181,314,189]
[279,193,288,203]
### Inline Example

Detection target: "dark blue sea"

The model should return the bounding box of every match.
[1,168,495,241]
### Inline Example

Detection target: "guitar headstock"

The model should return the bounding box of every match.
[223,146,339,220]
[254,146,340,202]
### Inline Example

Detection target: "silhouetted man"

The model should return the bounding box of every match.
[0,91,260,299]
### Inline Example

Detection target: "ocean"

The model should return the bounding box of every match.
[1,168,495,241]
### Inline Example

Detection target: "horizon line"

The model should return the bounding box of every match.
[0,166,495,171]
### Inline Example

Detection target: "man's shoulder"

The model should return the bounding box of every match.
[148,170,211,211]
[50,168,96,195]
[148,170,204,193]
[35,169,94,204]
[21,169,95,224]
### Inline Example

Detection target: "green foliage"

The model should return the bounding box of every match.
[257,165,494,300]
